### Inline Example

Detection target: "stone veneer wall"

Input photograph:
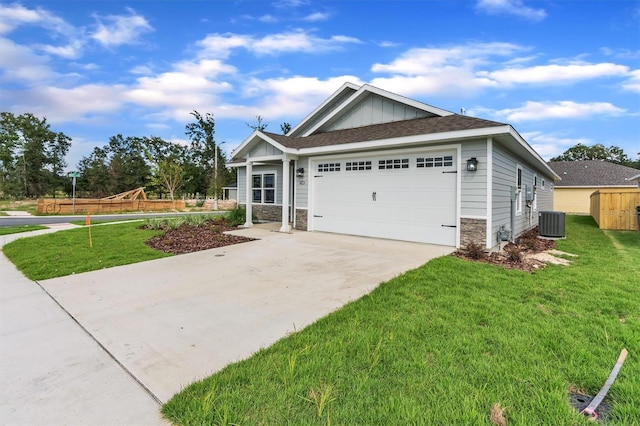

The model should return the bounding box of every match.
[251,204,282,222]
[460,218,487,248]
[295,209,308,231]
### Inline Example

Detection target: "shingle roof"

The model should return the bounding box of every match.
[262,114,506,149]
[548,160,640,186]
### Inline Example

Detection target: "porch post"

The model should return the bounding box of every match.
[244,161,253,228]
[280,156,291,233]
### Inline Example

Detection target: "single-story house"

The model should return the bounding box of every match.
[230,83,559,250]
[548,160,640,214]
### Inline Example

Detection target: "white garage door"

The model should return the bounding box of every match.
[311,150,457,246]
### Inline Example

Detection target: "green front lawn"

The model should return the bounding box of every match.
[0,225,48,235]
[163,216,639,425]
[2,221,171,280]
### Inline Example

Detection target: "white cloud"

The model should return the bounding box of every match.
[522,131,592,160]
[493,101,626,122]
[198,30,361,58]
[91,8,153,48]
[259,14,278,23]
[0,37,56,82]
[476,0,546,21]
[225,75,363,120]
[0,3,84,58]
[370,42,526,97]
[622,69,640,92]
[18,84,127,122]
[303,12,330,22]
[480,62,629,85]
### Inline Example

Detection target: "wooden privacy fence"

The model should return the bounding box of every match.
[37,198,185,214]
[590,188,640,231]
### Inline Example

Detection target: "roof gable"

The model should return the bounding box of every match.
[548,160,640,186]
[288,83,453,138]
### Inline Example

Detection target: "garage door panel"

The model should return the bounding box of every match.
[312,150,457,246]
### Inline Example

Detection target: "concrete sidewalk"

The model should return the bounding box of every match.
[0,225,166,425]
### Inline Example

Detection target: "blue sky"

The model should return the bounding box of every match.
[1,0,639,170]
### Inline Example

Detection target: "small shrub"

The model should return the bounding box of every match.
[185,214,207,227]
[143,217,167,230]
[463,242,488,260]
[504,244,523,263]
[225,207,254,227]
[167,217,186,230]
[195,199,205,208]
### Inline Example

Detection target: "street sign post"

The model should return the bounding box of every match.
[67,172,81,214]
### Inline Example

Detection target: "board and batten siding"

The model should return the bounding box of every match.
[295,157,309,209]
[325,93,431,132]
[460,140,488,218]
[491,144,555,250]
[248,140,283,158]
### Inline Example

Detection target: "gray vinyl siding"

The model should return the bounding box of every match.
[290,89,357,137]
[491,143,555,250]
[236,164,284,205]
[295,157,309,208]
[460,139,488,217]
[323,93,431,132]
[248,141,283,157]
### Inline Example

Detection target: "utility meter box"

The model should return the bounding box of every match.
[525,185,534,202]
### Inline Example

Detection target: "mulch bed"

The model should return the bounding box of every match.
[143,218,255,255]
[453,226,557,272]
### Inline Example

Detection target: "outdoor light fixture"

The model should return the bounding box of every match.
[296,167,304,177]
[466,157,478,172]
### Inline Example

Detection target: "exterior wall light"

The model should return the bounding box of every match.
[296,167,305,177]
[466,157,478,172]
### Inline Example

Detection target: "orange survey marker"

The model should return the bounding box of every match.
[86,212,93,248]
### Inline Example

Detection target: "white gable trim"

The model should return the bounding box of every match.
[288,82,361,137]
[231,130,294,160]
[507,126,560,180]
[300,84,454,138]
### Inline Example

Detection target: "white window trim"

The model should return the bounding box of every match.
[516,165,523,215]
[252,171,278,205]
[532,173,538,211]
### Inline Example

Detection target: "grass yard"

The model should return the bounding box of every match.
[2,221,171,280]
[162,216,639,425]
[0,199,38,215]
[0,225,48,235]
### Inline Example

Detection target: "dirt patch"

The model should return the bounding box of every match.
[453,226,572,272]
[143,218,255,255]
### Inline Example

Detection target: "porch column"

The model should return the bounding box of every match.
[244,161,253,228]
[280,156,291,233]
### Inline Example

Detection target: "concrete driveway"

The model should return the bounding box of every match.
[12,224,454,416]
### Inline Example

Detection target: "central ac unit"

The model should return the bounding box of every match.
[538,211,566,238]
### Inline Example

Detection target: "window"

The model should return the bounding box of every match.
[379,158,409,170]
[345,161,371,171]
[417,156,453,168]
[318,163,340,172]
[516,166,523,214]
[252,173,275,204]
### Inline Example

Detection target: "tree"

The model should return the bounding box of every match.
[185,111,232,198]
[245,115,269,132]
[149,156,185,211]
[280,122,292,135]
[0,112,71,198]
[550,143,632,165]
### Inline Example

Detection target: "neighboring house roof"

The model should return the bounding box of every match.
[548,160,640,187]
[263,114,506,150]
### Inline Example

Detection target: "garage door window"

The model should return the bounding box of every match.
[417,156,453,168]
[379,158,409,169]
[345,161,372,171]
[318,163,341,172]
[252,173,275,204]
